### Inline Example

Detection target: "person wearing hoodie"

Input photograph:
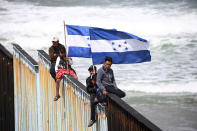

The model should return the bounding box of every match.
[96,56,126,98]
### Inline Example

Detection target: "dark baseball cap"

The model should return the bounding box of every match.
[88,65,97,72]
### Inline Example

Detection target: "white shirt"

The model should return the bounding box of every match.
[55,56,73,72]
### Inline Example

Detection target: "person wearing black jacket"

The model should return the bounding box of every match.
[86,65,98,127]
[86,65,97,94]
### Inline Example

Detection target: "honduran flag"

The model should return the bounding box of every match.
[89,28,151,65]
[66,25,92,58]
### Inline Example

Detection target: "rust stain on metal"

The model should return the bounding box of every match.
[13,55,38,131]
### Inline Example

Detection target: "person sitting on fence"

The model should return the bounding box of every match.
[49,37,66,81]
[97,56,126,98]
[86,67,105,127]
[86,65,97,89]
[54,48,78,101]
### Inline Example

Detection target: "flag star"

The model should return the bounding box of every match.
[118,44,121,47]
[88,44,91,47]
[87,37,90,40]
[113,48,117,51]
[124,41,127,44]
[112,42,115,45]
[125,47,128,50]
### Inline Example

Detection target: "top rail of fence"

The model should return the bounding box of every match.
[13,43,38,72]
[0,43,13,60]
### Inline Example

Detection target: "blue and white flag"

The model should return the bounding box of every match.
[89,28,151,64]
[66,25,92,58]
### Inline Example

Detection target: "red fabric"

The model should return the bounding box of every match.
[56,68,77,79]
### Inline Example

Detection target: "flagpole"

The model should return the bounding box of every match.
[63,21,69,68]
[63,21,68,57]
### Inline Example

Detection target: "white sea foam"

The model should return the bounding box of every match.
[0,0,197,49]
[119,82,197,93]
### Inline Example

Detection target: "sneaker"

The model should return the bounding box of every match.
[54,95,61,101]
[88,120,96,127]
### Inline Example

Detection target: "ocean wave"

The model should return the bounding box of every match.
[119,82,197,93]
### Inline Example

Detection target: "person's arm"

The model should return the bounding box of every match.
[66,57,73,66]
[69,58,73,65]
[55,57,60,73]
[87,85,96,94]
[86,77,91,87]
[96,68,106,91]
[112,70,118,89]
[49,47,56,60]
[86,78,96,94]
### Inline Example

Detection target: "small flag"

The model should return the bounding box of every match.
[89,28,151,64]
[66,25,92,58]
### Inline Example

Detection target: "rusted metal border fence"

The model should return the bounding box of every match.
[13,44,40,131]
[0,44,15,131]
[9,43,161,131]
[38,50,108,131]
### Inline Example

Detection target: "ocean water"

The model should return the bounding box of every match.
[1,0,197,130]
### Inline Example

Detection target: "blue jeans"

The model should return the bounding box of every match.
[90,88,105,121]
[50,64,56,81]
[96,88,105,103]
[90,96,98,121]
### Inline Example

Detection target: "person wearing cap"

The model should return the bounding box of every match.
[86,65,97,88]
[86,65,106,127]
[49,37,66,81]
[86,65,98,127]
[97,56,126,98]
